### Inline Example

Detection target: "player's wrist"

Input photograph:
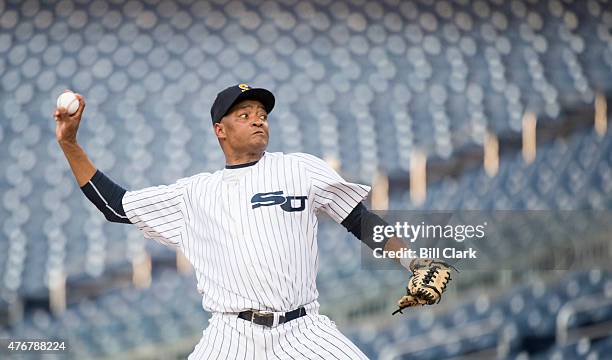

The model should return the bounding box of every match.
[399,257,412,271]
[57,137,79,148]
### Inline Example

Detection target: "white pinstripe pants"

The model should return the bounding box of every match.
[188,309,369,360]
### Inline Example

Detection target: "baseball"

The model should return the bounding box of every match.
[56,91,80,115]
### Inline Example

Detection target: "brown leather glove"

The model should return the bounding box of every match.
[392,259,458,315]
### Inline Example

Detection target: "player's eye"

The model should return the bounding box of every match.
[259,114,268,121]
[239,113,248,119]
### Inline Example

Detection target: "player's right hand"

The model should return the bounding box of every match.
[54,91,85,145]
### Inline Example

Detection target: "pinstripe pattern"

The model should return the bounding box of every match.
[188,309,368,360]
[123,152,370,358]
[291,153,371,223]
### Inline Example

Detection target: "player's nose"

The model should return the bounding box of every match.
[252,117,264,127]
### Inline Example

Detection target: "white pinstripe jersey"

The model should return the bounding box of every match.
[122,152,370,313]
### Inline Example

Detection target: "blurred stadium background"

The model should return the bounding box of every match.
[0,0,611,358]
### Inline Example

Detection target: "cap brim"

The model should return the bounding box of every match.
[230,88,275,115]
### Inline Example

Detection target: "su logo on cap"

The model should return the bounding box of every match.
[239,83,251,92]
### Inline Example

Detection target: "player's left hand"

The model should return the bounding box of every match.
[392,259,458,315]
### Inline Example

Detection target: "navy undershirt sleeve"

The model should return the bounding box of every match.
[80,170,131,224]
[341,202,390,250]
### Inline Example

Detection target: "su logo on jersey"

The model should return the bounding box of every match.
[251,191,307,212]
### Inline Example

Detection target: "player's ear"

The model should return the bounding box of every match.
[214,122,226,140]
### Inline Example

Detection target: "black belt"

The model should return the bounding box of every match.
[238,307,306,328]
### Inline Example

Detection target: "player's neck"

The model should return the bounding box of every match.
[224,151,265,167]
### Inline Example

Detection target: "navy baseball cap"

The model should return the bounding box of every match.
[210,83,275,124]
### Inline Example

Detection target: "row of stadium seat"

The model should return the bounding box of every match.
[394,128,611,210]
[0,269,205,359]
[346,270,612,359]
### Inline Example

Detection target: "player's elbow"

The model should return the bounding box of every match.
[102,210,131,224]
[80,170,131,224]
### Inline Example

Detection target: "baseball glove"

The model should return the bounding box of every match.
[392,259,458,315]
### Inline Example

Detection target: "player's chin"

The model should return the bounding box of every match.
[248,136,268,150]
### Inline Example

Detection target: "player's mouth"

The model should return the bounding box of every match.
[253,130,265,136]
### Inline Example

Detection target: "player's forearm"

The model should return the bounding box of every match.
[341,203,412,268]
[384,236,411,266]
[58,140,97,187]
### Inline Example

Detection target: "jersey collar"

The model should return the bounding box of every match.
[225,152,266,169]
[225,159,260,169]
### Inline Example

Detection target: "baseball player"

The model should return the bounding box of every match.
[54,84,451,359]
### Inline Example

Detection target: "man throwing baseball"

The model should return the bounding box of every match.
[55,84,453,359]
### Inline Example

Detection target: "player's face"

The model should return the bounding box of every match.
[216,100,269,154]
